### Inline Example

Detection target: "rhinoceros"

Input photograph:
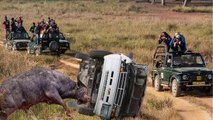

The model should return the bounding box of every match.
[0,67,90,120]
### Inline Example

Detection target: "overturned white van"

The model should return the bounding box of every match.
[76,51,148,119]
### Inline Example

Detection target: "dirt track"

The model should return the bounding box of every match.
[146,85,213,120]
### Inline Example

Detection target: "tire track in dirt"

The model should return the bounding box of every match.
[147,77,213,120]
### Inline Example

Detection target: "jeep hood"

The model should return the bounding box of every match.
[174,67,212,74]
[14,39,30,42]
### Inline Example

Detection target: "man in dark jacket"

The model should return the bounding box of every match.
[158,32,172,52]
[10,17,17,32]
[170,34,187,52]
[2,16,10,40]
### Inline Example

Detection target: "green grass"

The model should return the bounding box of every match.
[173,6,213,13]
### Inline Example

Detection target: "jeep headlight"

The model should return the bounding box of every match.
[207,74,212,79]
[182,75,188,80]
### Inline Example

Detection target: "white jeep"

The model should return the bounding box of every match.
[76,51,148,119]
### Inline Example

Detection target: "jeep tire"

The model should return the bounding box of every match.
[154,75,162,91]
[78,107,95,116]
[172,79,181,97]
[49,41,59,51]
[89,50,112,59]
[27,47,31,54]
[75,53,90,60]
[35,48,41,56]
[12,46,16,51]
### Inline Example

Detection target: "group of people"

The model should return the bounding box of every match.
[2,16,24,39]
[158,32,187,52]
[29,17,59,43]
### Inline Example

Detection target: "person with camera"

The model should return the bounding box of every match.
[158,32,172,52]
[170,32,187,52]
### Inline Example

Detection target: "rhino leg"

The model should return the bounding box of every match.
[44,86,71,116]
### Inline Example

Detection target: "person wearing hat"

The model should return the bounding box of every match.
[170,32,187,52]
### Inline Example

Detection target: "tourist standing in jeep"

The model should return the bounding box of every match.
[11,17,17,32]
[158,32,172,51]
[170,32,187,52]
[2,16,10,40]
[29,22,36,39]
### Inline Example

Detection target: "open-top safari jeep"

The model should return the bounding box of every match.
[151,45,213,97]
[27,30,70,56]
[5,27,31,51]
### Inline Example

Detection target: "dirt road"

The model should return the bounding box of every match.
[146,86,213,120]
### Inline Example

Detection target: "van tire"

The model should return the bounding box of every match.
[89,50,112,59]
[75,53,90,60]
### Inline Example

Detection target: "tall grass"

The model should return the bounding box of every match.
[173,6,213,13]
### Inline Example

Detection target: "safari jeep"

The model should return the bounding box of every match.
[75,51,148,119]
[5,28,31,51]
[152,45,213,97]
[27,31,70,56]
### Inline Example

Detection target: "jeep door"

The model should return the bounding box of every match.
[161,55,173,85]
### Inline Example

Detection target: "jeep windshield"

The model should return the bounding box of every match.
[59,33,65,40]
[173,53,205,67]
[13,32,30,39]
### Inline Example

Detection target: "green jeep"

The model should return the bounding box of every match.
[151,45,212,97]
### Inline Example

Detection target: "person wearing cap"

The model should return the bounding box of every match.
[158,32,172,52]
[170,33,187,52]
[2,16,10,39]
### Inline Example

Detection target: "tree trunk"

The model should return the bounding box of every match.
[183,0,191,7]
[151,0,155,4]
[161,0,165,6]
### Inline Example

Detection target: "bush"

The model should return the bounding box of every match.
[147,97,173,110]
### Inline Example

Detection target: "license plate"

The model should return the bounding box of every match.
[196,76,202,80]
[193,82,205,85]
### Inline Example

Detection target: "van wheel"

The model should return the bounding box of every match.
[75,53,90,60]
[78,107,95,116]
[154,75,162,91]
[89,50,112,59]
[172,79,181,97]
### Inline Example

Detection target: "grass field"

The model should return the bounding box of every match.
[0,0,212,120]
